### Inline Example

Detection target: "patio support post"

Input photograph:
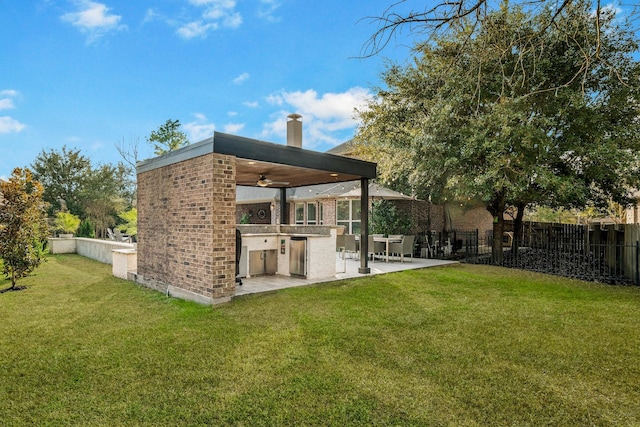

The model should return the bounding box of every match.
[359,178,370,274]
[280,188,288,225]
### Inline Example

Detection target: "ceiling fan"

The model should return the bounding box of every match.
[256,175,289,187]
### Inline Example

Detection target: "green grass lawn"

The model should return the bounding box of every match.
[1,254,639,426]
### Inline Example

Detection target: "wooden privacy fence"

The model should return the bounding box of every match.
[429,222,640,285]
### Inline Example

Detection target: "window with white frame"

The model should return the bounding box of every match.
[295,203,305,224]
[307,202,317,225]
[293,202,325,225]
[337,199,361,234]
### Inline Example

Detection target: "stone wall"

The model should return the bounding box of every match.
[136,153,236,305]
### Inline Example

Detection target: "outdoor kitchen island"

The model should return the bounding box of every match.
[237,225,341,280]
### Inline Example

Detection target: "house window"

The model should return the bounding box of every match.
[307,202,317,225]
[337,199,361,234]
[295,203,304,224]
[318,202,324,225]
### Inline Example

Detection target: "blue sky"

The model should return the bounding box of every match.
[0,0,417,179]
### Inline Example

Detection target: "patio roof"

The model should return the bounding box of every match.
[138,132,377,188]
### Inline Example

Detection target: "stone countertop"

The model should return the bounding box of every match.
[237,224,342,237]
[241,233,332,238]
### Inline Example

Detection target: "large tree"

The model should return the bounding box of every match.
[81,163,131,238]
[0,168,50,292]
[31,145,92,217]
[355,2,640,262]
[147,119,189,156]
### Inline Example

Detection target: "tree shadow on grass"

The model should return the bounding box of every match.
[0,285,27,293]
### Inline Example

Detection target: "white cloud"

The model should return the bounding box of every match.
[233,72,250,85]
[228,111,238,117]
[143,8,161,24]
[0,90,18,97]
[258,0,282,22]
[61,1,125,42]
[0,90,25,133]
[0,98,15,110]
[265,94,283,106]
[177,21,218,38]
[223,123,245,133]
[243,101,259,108]
[261,87,371,149]
[178,0,241,39]
[223,12,242,28]
[184,113,216,141]
[0,116,26,134]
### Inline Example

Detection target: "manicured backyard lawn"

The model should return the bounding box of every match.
[1,254,639,426]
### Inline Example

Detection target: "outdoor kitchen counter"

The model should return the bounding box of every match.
[237,225,342,279]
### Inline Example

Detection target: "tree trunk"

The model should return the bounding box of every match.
[487,194,506,265]
[512,202,526,258]
[491,215,505,264]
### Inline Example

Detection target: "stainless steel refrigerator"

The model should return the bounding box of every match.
[289,237,307,277]
[249,250,277,276]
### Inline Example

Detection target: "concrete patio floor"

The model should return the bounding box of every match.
[234,253,457,297]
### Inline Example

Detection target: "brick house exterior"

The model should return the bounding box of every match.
[238,185,491,237]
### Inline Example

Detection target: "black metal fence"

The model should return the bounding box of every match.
[421,223,640,286]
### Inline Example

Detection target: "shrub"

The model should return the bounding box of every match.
[117,208,137,237]
[370,200,413,235]
[54,212,81,235]
[76,219,95,238]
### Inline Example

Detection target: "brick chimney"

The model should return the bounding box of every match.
[286,113,302,148]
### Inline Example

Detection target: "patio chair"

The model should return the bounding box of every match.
[336,234,345,255]
[113,228,132,243]
[368,235,385,261]
[107,228,117,241]
[343,234,358,260]
[421,236,434,258]
[388,235,416,263]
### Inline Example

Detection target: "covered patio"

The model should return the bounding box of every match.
[235,252,457,296]
[135,128,379,305]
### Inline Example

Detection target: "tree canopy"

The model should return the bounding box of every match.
[363,0,640,62]
[31,147,134,238]
[31,146,91,217]
[354,1,640,261]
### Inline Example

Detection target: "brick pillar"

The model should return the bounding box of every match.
[136,153,236,305]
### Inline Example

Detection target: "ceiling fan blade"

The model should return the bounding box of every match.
[257,175,289,187]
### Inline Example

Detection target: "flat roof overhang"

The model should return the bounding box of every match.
[137,131,377,188]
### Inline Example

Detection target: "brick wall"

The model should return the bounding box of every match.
[237,203,272,224]
[448,203,493,236]
[321,199,336,225]
[137,153,236,304]
[391,200,445,233]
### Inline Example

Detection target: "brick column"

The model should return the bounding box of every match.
[136,153,236,305]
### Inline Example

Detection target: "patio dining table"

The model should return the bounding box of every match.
[374,236,403,262]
